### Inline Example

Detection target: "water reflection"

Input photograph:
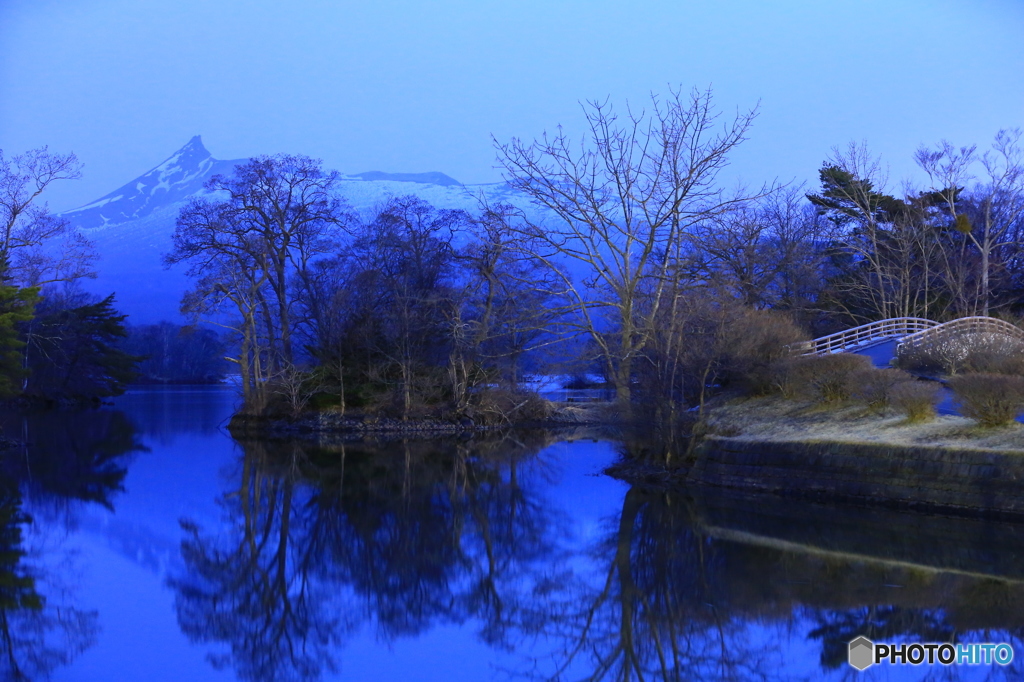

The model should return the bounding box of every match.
[503,486,793,681]
[170,429,1024,681]
[9,391,1024,681]
[0,407,145,679]
[609,487,1024,680]
[115,385,238,444]
[170,431,565,681]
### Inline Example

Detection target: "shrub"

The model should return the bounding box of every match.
[811,353,874,403]
[783,353,874,404]
[890,380,940,422]
[852,368,915,413]
[898,330,1024,376]
[895,343,945,374]
[472,388,551,425]
[949,373,1024,427]
[765,358,804,398]
[724,310,808,395]
[963,350,1024,376]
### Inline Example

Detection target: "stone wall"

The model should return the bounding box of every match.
[689,437,1024,519]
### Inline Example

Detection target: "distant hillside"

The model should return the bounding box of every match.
[351,171,462,186]
[60,137,542,324]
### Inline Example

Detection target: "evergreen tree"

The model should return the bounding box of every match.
[26,295,141,399]
[0,261,38,399]
[807,164,910,226]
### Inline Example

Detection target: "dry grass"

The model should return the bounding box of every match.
[705,395,1024,452]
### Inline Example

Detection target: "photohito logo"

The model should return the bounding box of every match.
[848,637,874,671]
[848,637,1014,670]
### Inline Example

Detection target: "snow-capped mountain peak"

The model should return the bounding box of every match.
[146,134,215,184]
[60,137,541,323]
[60,136,242,230]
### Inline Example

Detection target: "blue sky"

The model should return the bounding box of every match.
[2,0,1022,212]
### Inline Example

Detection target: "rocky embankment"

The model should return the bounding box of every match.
[613,396,1024,520]
[228,401,611,440]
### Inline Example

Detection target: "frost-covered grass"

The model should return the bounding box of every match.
[706,395,1024,453]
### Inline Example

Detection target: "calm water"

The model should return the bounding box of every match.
[1,385,1023,681]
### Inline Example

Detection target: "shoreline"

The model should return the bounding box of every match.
[226,401,617,441]
[610,396,1024,521]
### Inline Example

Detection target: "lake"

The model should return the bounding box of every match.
[1,385,1022,681]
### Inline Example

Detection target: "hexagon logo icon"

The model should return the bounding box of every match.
[848,636,875,671]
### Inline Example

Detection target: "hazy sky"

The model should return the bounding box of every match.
[2,0,1022,212]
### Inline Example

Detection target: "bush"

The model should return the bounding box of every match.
[949,373,1024,427]
[894,343,944,374]
[471,388,551,425]
[898,330,1024,376]
[890,380,940,422]
[782,353,874,404]
[852,368,915,413]
[724,310,809,395]
[764,358,803,398]
[963,350,1024,376]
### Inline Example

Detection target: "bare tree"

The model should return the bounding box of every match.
[452,204,565,401]
[179,259,270,411]
[291,252,361,413]
[358,197,463,418]
[691,187,829,313]
[0,146,95,287]
[494,87,762,410]
[916,129,1024,316]
[167,155,352,411]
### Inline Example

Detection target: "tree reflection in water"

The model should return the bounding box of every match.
[173,439,350,682]
[170,431,1024,682]
[170,430,561,681]
[505,486,788,681]
[510,484,1024,681]
[0,409,143,680]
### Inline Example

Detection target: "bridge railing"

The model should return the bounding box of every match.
[898,316,1024,352]
[790,317,939,356]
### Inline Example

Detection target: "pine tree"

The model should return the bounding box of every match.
[0,260,38,399]
[26,294,140,399]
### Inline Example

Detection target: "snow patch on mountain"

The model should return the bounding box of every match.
[61,136,241,230]
[59,138,547,323]
[350,170,462,186]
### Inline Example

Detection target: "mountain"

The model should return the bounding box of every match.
[351,171,462,186]
[60,138,541,324]
[60,136,242,230]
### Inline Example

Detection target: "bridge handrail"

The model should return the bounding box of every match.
[898,316,1024,350]
[791,317,939,356]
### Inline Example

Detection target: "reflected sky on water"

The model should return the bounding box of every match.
[0,385,1022,681]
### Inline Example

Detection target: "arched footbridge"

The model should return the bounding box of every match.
[789,316,1024,365]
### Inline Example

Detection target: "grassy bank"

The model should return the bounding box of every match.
[704,395,1024,452]
[604,395,1024,519]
